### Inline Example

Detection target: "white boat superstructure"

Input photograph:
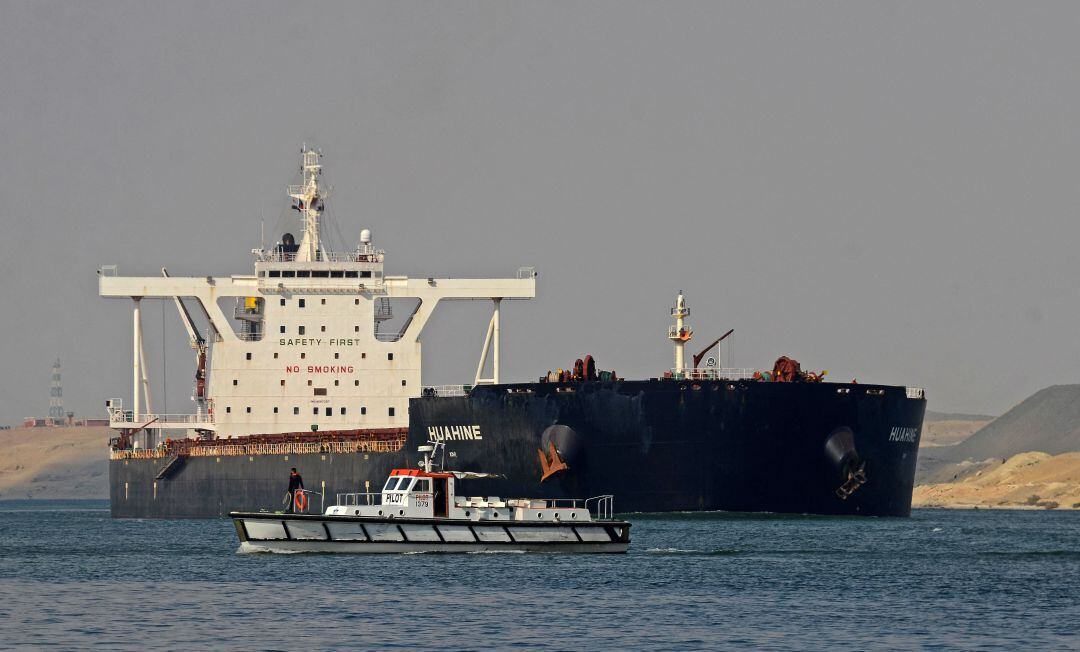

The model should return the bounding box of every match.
[230,442,631,553]
[99,147,536,444]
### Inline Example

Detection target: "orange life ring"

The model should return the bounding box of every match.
[294,491,308,513]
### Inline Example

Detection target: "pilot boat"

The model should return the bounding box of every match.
[230,441,631,553]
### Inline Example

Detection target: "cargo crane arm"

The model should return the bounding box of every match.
[162,268,210,407]
[693,329,734,369]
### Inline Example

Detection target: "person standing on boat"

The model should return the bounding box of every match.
[285,468,304,513]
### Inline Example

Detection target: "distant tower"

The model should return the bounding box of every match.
[48,358,65,420]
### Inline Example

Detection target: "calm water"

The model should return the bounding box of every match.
[0,502,1077,650]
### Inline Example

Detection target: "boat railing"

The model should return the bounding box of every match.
[585,495,615,521]
[254,250,384,264]
[669,367,757,381]
[335,492,383,507]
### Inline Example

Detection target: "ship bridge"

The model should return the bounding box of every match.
[99,147,535,443]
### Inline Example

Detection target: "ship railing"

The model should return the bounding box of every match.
[585,495,615,521]
[421,385,470,397]
[107,408,214,427]
[254,250,385,264]
[107,436,407,460]
[669,368,756,381]
[335,492,383,507]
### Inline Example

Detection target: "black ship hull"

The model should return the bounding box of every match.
[109,380,925,518]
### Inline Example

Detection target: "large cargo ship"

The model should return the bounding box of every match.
[101,148,925,519]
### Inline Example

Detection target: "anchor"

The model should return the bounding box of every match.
[537,441,569,482]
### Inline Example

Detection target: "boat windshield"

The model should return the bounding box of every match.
[396,478,414,491]
[383,477,401,491]
[413,479,430,493]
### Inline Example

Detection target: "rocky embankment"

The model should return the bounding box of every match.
[913,451,1080,510]
[0,426,110,499]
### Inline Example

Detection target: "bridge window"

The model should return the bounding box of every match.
[345,271,358,279]
[313,271,329,278]
[269,270,281,278]
[360,271,372,278]
[282,270,295,278]
[297,270,311,278]
[331,271,344,278]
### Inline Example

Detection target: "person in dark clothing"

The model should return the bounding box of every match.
[286,468,304,513]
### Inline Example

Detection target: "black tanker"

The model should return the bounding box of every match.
[110,378,925,518]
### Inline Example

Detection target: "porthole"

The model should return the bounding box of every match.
[354,509,360,515]
[537,513,543,518]
[554,512,560,519]
[571,513,577,519]
[465,511,470,517]
[399,510,404,516]
[493,512,499,518]
[378,510,383,516]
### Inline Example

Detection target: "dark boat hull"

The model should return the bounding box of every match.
[109,380,925,518]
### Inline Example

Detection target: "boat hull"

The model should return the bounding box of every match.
[231,512,631,554]
[111,379,925,518]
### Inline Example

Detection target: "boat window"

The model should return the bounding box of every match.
[268,270,281,278]
[396,478,414,491]
[345,271,358,278]
[282,270,295,278]
[313,270,330,278]
[360,271,372,278]
[330,270,344,278]
[413,479,430,493]
[383,478,399,491]
[297,270,311,278]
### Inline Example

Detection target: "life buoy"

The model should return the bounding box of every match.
[294,491,308,513]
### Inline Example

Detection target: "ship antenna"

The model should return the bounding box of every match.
[287,146,330,262]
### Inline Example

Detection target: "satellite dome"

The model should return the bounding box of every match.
[360,229,371,244]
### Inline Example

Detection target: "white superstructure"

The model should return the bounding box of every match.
[100,147,535,441]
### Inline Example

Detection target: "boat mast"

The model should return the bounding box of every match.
[289,146,326,262]
[668,291,693,371]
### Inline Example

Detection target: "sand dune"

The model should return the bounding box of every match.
[0,427,110,499]
[913,451,1080,510]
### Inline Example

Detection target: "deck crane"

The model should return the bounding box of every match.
[693,329,735,369]
[162,268,213,436]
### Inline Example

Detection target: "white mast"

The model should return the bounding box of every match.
[288,147,327,262]
[668,291,693,372]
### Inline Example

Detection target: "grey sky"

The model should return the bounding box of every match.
[1,1,1078,425]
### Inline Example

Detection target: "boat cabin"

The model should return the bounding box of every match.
[326,467,593,523]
